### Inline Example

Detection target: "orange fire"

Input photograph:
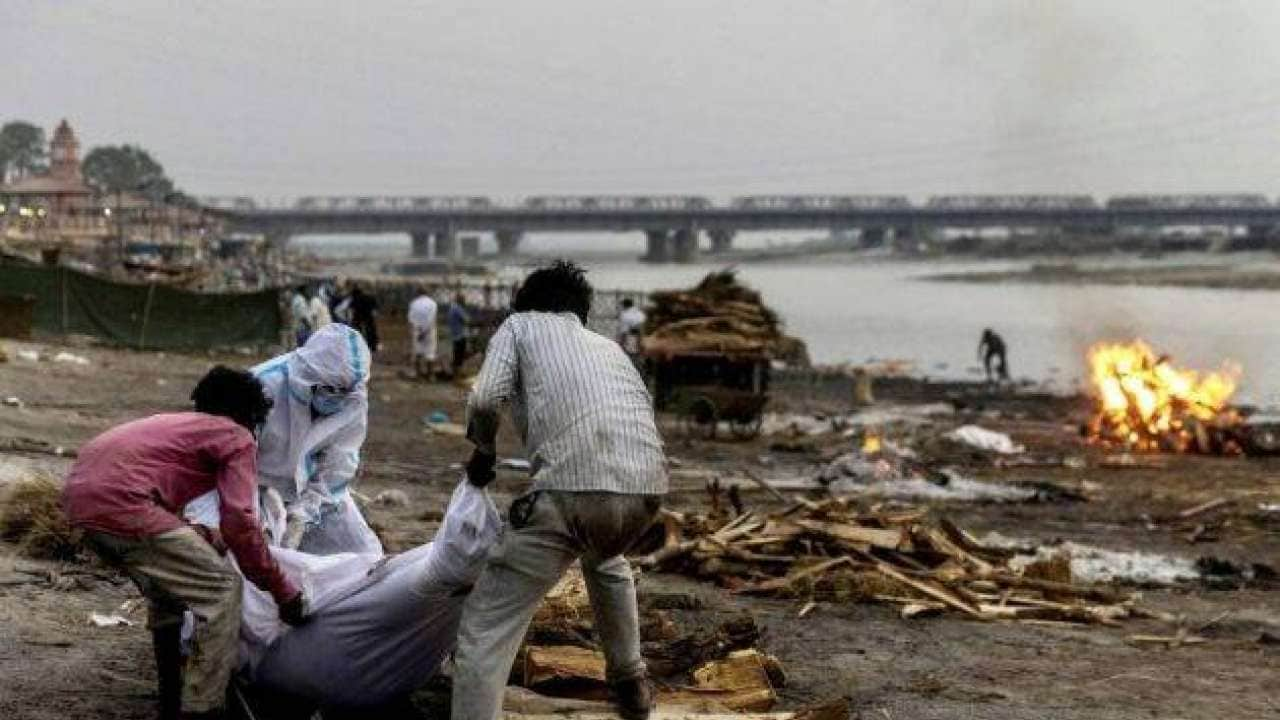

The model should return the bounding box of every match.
[1087,340,1241,452]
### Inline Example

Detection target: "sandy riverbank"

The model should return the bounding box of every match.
[1,329,1279,719]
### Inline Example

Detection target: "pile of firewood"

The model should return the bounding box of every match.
[644,271,808,364]
[639,497,1161,625]
[522,569,806,713]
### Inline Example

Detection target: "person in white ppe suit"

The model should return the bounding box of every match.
[253,323,382,555]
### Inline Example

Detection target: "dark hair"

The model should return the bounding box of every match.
[191,365,273,432]
[512,260,592,323]
[621,298,634,309]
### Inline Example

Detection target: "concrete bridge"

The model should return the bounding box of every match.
[203,194,1280,262]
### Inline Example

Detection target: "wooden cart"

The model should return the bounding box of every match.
[645,349,770,440]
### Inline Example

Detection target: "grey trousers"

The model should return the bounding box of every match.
[452,490,660,720]
[83,527,244,713]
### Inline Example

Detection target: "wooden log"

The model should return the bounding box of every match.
[738,469,791,504]
[900,602,947,619]
[735,556,857,595]
[522,646,608,699]
[788,518,906,551]
[686,649,778,712]
[920,528,994,574]
[936,516,1023,560]
[1177,497,1233,519]
[976,603,1121,625]
[978,571,1129,604]
[645,615,761,678]
[872,562,983,618]
[639,539,700,569]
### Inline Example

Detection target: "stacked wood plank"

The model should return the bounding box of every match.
[644,271,808,364]
[638,498,1153,626]
[523,569,786,712]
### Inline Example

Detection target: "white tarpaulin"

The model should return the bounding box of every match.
[945,424,1026,454]
[243,480,500,707]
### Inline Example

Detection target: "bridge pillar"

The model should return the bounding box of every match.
[411,232,432,258]
[892,224,933,253]
[861,227,887,248]
[433,231,457,259]
[495,230,523,256]
[460,235,480,258]
[643,229,672,263]
[672,228,700,263]
[707,229,734,254]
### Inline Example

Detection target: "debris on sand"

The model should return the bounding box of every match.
[638,498,1149,625]
[423,420,466,437]
[944,425,1025,455]
[88,612,134,628]
[1009,543,1200,586]
[815,444,1073,503]
[829,473,1042,503]
[52,352,90,366]
[371,489,410,508]
[760,404,954,439]
[0,471,82,561]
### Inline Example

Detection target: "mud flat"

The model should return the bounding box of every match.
[1,326,1279,719]
[925,261,1280,291]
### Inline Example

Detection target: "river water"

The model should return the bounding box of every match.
[585,256,1280,404]
[295,236,1280,403]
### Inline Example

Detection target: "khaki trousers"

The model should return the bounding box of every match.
[452,490,660,720]
[84,526,244,713]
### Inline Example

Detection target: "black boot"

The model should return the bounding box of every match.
[611,677,653,720]
[152,625,183,720]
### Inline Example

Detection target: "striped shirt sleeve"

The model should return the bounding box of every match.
[466,318,518,455]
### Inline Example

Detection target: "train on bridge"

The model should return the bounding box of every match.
[925,195,1098,210]
[200,193,1280,212]
[731,195,912,210]
[197,191,1280,264]
[1105,194,1270,210]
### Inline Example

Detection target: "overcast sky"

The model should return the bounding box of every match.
[8,1,1280,199]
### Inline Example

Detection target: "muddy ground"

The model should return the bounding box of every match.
[1,323,1279,719]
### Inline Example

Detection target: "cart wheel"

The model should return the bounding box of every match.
[680,395,718,440]
[730,414,763,440]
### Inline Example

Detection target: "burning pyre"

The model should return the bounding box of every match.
[1086,340,1242,453]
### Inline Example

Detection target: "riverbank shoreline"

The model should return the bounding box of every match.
[923,260,1280,291]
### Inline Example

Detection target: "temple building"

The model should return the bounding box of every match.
[0,120,223,277]
[0,119,105,248]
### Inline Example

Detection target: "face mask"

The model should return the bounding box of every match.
[311,387,349,416]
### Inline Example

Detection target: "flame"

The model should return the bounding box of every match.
[1087,340,1241,452]
[862,432,882,455]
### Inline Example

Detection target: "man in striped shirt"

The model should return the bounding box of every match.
[453,260,667,720]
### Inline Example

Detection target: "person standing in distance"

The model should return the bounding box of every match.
[447,292,471,377]
[408,286,440,380]
[978,328,1010,383]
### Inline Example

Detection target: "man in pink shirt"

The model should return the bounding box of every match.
[63,366,306,719]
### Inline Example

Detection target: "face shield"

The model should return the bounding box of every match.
[311,384,352,416]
